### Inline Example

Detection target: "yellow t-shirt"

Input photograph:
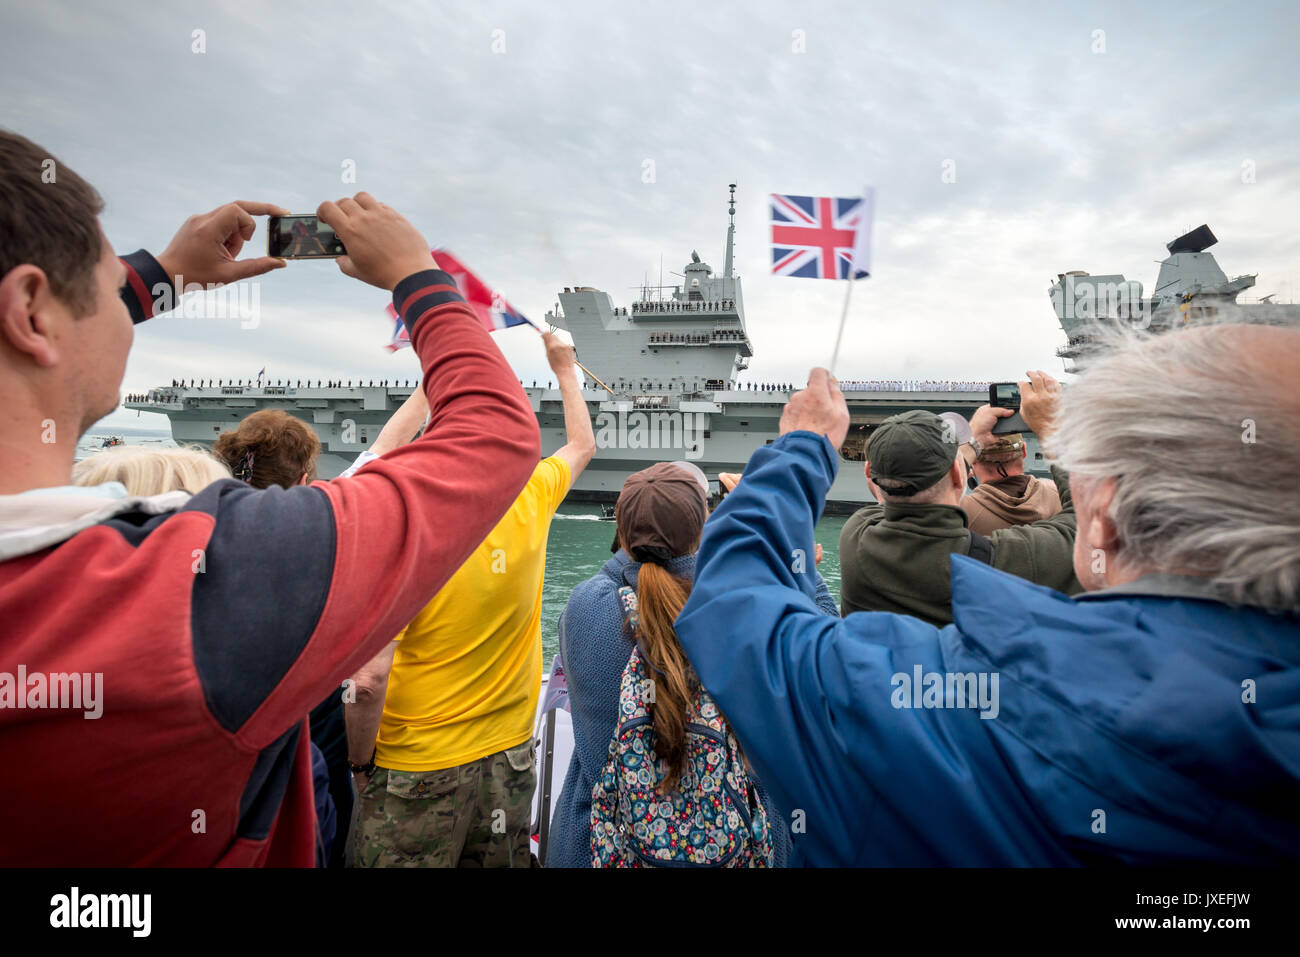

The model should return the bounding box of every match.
[375,457,572,771]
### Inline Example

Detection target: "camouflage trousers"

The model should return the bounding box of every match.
[349,738,536,868]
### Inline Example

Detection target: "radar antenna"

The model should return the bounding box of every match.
[724,183,736,279]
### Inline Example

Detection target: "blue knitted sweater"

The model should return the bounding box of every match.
[546,550,836,868]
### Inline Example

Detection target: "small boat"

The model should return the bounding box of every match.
[598,504,616,522]
[99,435,125,449]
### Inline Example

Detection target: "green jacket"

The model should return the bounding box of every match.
[839,466,1080,625]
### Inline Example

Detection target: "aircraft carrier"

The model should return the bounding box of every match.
[125,195,1293,511]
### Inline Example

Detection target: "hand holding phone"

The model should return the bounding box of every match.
[316,193,434,291]
[158,200,291,285]
[1017,371,1063,440]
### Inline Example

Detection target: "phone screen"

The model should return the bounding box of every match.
[268,215,346,259]
[990,382,1021,408]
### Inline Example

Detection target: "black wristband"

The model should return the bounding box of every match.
[348,749,376,776]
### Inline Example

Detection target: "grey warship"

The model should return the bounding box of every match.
[1049,223,1300,368]
[126,201,1287,509]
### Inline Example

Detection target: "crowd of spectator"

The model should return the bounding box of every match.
[629,298,735,313]
[838,379,989,392]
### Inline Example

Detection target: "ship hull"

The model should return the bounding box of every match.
[126,384,1044,510]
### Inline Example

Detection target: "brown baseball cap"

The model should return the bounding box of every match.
[974,435,1026,464]
[615,462,707,563]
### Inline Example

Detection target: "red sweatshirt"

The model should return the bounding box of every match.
[0,255,540,866]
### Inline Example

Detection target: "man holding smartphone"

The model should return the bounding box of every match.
[0,129,540,866]
[962,378,1063,536]
[837,370,1080,626]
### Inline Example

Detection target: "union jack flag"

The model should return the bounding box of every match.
[770,194,868,279]
[434,249,534,333]
[383,249,534,352]
[383,303,410,352]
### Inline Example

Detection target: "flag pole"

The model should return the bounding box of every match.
[829,186,874,376]
[532,318,615,395]
[829,278,854,376]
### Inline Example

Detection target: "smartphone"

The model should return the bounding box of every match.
[268,215,347,259]
[989,382,1021,410]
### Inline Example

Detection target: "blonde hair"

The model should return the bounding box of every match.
[73,445,232,497]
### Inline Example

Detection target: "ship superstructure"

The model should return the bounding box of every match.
[1050,224,1300,369]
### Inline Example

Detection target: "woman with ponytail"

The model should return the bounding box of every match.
[548,462,794,867]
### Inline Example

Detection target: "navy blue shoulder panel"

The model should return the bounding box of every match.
[239,721,302,841]
[93,480,338,733]
[185,479,338,732]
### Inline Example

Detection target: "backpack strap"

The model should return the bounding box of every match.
[616,584,641,637]
[618,584,667,682]
[965,529,995,565]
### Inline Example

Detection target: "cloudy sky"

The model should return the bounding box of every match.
[3,0,1297,431]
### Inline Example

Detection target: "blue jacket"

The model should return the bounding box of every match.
[675,431,1300,866]
[547,550,820,868]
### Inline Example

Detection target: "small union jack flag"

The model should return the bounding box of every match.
[770,194,869,279]
[382,249,534,352]
[383,303,410,352]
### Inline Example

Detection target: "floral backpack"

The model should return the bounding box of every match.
[589,585,774,868]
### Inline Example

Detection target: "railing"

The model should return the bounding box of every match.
[836,381,989,393]
[629,298,737,315]
[647,332,748,346]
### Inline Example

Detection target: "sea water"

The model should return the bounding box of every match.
[541,504,846,662]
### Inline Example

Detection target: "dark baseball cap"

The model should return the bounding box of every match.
[866,410,960,495]
[615,462,708,564]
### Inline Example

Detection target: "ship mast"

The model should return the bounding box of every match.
[723,183,736,279]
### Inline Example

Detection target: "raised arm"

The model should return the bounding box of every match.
[367,386,430,457]
[189,195,541,748]
[675,372,1022,864]
[119,200,290,322]
[545,332,596,480]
